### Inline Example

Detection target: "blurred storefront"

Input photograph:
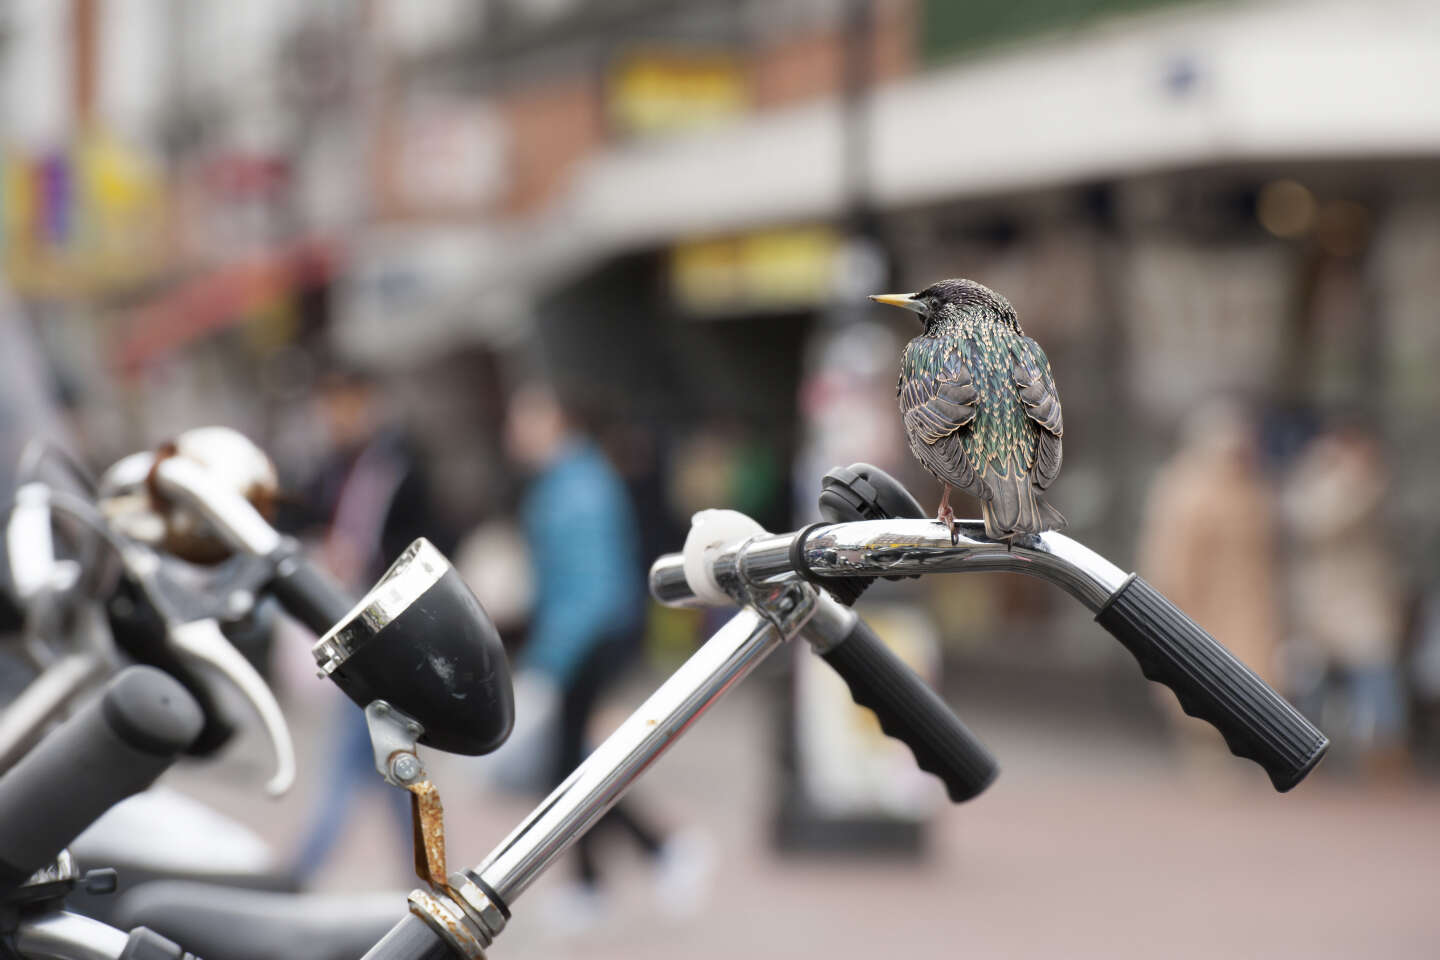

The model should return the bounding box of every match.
[4,0,1440,751]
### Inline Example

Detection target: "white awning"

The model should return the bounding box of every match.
[871,0,1440,207]
[561,100,849,249]
[561,0,1440,241]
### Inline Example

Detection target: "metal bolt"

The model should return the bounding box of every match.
[374,702,390,716]
[447,872,506,944]
[391,753,421,783]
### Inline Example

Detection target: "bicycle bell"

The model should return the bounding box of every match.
[97,426,279,565]
[312,538,514,756]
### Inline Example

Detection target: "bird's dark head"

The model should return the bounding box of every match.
[870,278,1018,332]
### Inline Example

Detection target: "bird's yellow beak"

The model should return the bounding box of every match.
[869,292,926,315]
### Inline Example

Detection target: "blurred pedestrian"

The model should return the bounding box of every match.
[504,379,709,935]
[300,368,443,582]
[291,366,443,881]
[1138,405,1283,769]
[1282,424,1408,773]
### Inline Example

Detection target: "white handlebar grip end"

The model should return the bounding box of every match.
[681,510,764,607]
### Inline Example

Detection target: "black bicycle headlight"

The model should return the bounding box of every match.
[312,538,514,756]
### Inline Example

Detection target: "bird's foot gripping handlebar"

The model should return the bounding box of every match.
[650,478,1329,793]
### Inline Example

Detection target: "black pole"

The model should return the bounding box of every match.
[842,0,877,241]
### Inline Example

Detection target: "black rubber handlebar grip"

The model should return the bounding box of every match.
[1096,575,1328,792]
[821,616,998,803]
[0,666,203,892]
[270,547,356,637]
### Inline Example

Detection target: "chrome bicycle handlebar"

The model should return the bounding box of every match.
[649,510,1328,795]
[13,911,129,960]
[649,517,1129,611]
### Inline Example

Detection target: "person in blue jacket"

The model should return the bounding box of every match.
[505,380,707,931]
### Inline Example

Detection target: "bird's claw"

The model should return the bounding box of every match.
[936,506,959,546]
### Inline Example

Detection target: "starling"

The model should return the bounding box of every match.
[872,279,1065,542]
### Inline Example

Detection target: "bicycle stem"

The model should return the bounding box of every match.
[463,594,803,923]
[407,580,893,958]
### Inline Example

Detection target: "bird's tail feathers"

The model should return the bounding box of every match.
[982,471,1067,540]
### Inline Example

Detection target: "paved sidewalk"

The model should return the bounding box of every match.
[172,665,1440,960]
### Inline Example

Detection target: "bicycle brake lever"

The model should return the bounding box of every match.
[166,619,296,797]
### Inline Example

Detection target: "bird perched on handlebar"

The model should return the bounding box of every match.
[872,278,1065,543]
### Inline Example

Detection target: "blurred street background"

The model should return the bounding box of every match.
[2,0,1440,956]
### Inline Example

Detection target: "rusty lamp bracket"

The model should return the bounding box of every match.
[362,700,449,889]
